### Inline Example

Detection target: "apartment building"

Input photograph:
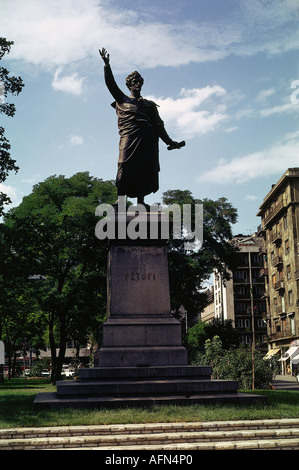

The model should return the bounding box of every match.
[212,234,267,347]
[200,288,215,323]
[257,168,299,372]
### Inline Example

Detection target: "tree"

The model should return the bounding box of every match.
[163,189,239,320]
[0,38,24,215]
[197,336,274,389]
[184,319,239,363]
[3,172,117,383]
[205,318,239,349]
[184,320,207,363]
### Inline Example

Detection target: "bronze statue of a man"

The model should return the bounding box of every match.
[99,48,185,205]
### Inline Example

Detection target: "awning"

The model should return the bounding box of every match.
[263,348,281,360]
[292,354,299,365]
[278,346,299,361]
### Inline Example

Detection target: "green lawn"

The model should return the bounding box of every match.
[0,378,299,429]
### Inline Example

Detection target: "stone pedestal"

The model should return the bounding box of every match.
[34,210,267,409]
[95,242,187,367]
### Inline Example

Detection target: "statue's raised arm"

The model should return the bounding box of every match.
[99,48,110,65]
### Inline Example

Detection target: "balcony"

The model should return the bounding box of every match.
[257,224,266,236]
[260,267,268,277]
[261,290,269,299]
[262,311,271,321]
[258,245,266,255]
[295,269,299,281]
[263,200,285,226]
[270,231,282,244]
[274,280,285,292]
[273,304,286,315]
[272,256,283,269]
[267,326,299,341]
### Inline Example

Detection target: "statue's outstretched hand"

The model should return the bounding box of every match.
[167,140,185,151]
[99,48,110,64]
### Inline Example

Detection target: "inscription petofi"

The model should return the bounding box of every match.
[125,272,156,281]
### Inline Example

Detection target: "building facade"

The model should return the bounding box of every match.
[212,234,267,348]
[257,168,299,373]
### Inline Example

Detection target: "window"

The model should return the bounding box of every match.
[285,239,290,255]
[251,254,261,266]
[283,214,288,230]
[290,316,295,335]
[281,296,285,313]
[241,335,250,345]
[234,270,247,280]
[288,290,293,306]
[235,286,246,295]
[287,264,292,280]
[237,319,250,328]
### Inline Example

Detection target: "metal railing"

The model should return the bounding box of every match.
[267,326,299,340]
[264,200,285,226]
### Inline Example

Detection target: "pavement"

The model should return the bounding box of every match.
[272,374,299,391]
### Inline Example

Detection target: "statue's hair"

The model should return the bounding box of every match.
[126,71,144,89]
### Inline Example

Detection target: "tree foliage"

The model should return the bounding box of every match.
[184,318,240,363]
[0,38,24,214]
[196,336,274,389]
[1,178,241,381]
[163,189,239,319]
[3,172,117,382]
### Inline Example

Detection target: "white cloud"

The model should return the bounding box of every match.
[245,195,258,201]
[224,126,238,133]
[69,134,84,146]
[0,0,226,71]
[259,102,299,117]
[52,68,85,95]
[255,88,276,103]
[0,183,22,209]
[236,89,299,120]
[146,86,227,137]
[1,0,299,74]
[199,132,299,184]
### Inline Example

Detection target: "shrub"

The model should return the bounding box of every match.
[195,336,275,389]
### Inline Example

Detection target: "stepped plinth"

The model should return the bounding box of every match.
[34,209,267,409]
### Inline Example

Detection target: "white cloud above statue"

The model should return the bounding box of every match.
[2,0,299,73]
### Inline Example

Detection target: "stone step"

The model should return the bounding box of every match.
[78,365,213,381]
[83,438,299,451]
[1,419,299,450]
[56,378,239,397]
[34,391,266,409]
[34,364,268,409]
[1,429,299,450]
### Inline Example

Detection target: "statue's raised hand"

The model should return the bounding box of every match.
[99,48,110,65]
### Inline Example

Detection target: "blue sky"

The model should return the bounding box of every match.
[1,0,299,235]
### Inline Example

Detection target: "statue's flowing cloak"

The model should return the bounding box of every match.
[104,64,167,198]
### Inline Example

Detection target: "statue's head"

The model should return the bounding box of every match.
[126,71,144,90]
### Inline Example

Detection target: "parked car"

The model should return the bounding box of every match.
[61,364,75,377]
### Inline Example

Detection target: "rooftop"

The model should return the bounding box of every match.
[257,168,299,216]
